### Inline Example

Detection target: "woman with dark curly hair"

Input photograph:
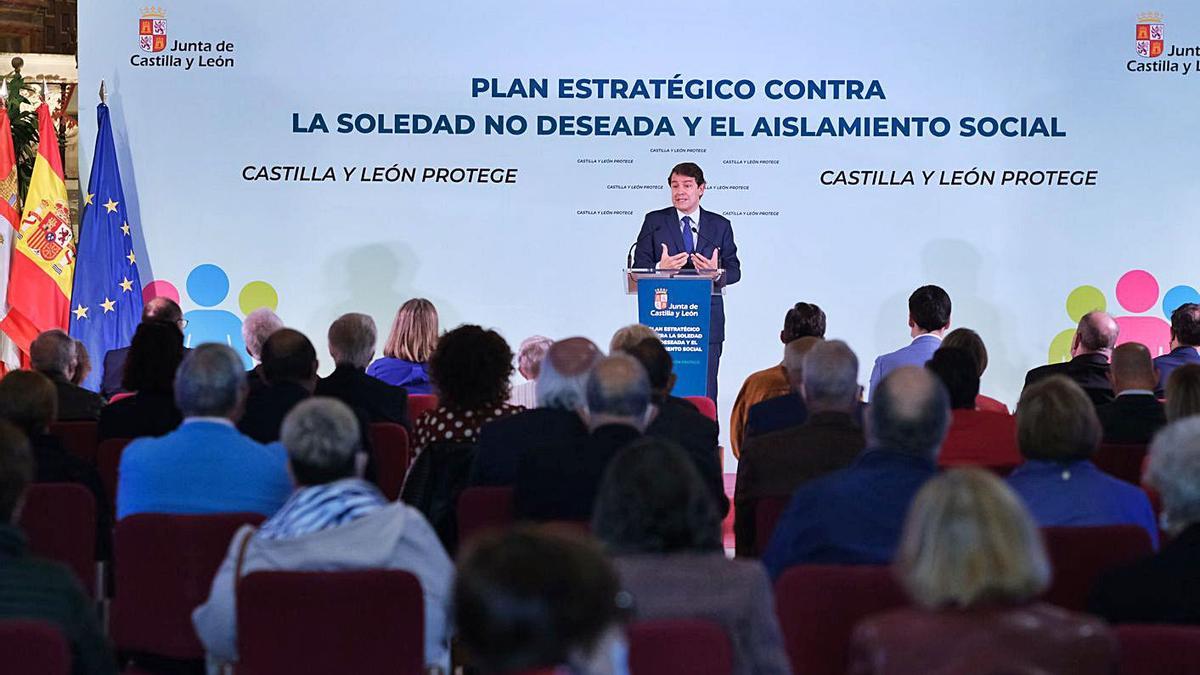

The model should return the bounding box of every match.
[98,322,186,440]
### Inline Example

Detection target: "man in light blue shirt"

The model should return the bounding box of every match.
[868,285,951,399]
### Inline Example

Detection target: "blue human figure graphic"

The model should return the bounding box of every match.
[182,264,253,369]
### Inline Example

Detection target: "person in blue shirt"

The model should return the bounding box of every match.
[1154,303,1200,395]
[367,298,437,394]
[763,367,949,579]
[1007,375,1159,548]
[868,285,951,400]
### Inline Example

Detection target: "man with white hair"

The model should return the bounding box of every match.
[30,329,103,420]
[117,344,292,518]
[242,307,284,392]
[315,312,409,426]
[194,397,453,671]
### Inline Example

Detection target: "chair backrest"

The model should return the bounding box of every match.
[774,565,908,675]
[0,619,71,675]
[237,570,425,675]
[111,512,265,660]
[754,495,791,557]
[684,396,718,422]
[19,483,97,597]
[1041,525,1154,611]
[628,619,733,675]
[48,420,99,464]
[96,437,132,512]
[108,391,135,403]
[369,422,412,501]
[457,486,515,547]
[1093,443,1149,485]
[937,410,1023,470]
[407,394,439,427]
[1115,624,1200,675]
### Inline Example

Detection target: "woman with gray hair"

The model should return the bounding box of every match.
[850,469,1115,675]
[507,335,553,408]
[1089,417,1200,624]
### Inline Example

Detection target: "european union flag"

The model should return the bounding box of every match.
[69,103,143,392]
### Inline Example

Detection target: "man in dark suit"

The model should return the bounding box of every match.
[100,296,186,399]
[469,337,600,487]
[619,337,728,516]
[632,162,741,402]
[315,312,409,428]
[30,330,102,421]
[1024,311,1118,406]
[238,328,319,443]
[515,354,650,522]
[744,337,821,440]
[1097,343,1167,445]
[1155,302,1200,394]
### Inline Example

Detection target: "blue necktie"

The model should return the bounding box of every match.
[681,215,695,254]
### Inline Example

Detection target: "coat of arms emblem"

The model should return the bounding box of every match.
[654,288,669,311]
[139,7,167,53]
[1136,13,1164,58]
[21,199,74,262]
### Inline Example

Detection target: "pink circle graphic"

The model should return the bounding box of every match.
[142,279,181,304]
[1115,269,1158,313]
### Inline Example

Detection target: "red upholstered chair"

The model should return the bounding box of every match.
[237,570,425,675]
[937,410,1022,471]
[774,565,908,675]
[1040,525,1154,611]
[369,422,412,500]
[48,420,99,464]
[1093,443,1149,485]
[753,495,790,557]
[19,483,97,597]
[407,394,439,427]
[684,395,718,422]
[628,619,733,675]
[457,486,515,546]
[111,512,265,666]
[108,391,135,403]
[0,619,71,675]
[1115,624,1200,675]
[96,437,132,512]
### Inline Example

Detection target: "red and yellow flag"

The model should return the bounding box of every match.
[0,96,24,369]
[4,102,74,350]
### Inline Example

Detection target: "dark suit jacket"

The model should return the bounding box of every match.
[1024,353,1114,405]
[734,411,865,557]
[100,346,129,399]
[46,374,103,421]
[646,396,728,516]
[469,408,587,487]
[1154,345,1200,394]
[238,381,311,443]
[97,390,182,441]
[1088,524,1200,624]
[514,424,641,522]
[315,364,409,428]
[1096,393,1167,445]
[632,206,741,343]
[745,392,808,439]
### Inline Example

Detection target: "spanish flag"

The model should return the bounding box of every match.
[3,102,74,351]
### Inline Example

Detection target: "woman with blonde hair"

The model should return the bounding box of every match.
[367,298,438,393]
[849,469,1115,675]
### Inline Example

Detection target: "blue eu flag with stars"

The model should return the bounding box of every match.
[69,103,143,393]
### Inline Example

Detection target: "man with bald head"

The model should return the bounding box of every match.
[763,367,949,578]
[470,337,603,487]
[515,354,652,521]
[1096,342,1167,444]
[101,296,186,398]
[1024,310,1119,405]
[744,336,824,440]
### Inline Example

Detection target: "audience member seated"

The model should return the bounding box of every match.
[850,469,1115,675]
[193,398,453,671]
[608,323,658,353]
[1024,311,1118,406]
[744,336,821,440]
[868,285,951,400]
[241,307,283,393]
[101,296,185,399]
[763,367,948,578]
[942,327,1007,412]
[508,335,552,408]
[30,330,102,421]
[736,340,865,556]
[1096,342,1167,444]
[620,337,728,516]
[925,346,1021,469]
[470,337,599,487]
[515,354,650,522]
[454,527,627,675]
[0,420,117,675]
[117,344,292,519]
[1089,417,1200,624]
[730,301,826,458]
[238,329,318,443]
[1155,302,1200,394]
[1006,376,1158,547]
[69,338,91,388]
[315,312,409,426]
[594,438,791,675]
[1166,363,1200,423]
[97,322,185,441]
[0,371,111,560]
[367,297,438,394]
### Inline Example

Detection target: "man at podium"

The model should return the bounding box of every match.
[632,162,741,402]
